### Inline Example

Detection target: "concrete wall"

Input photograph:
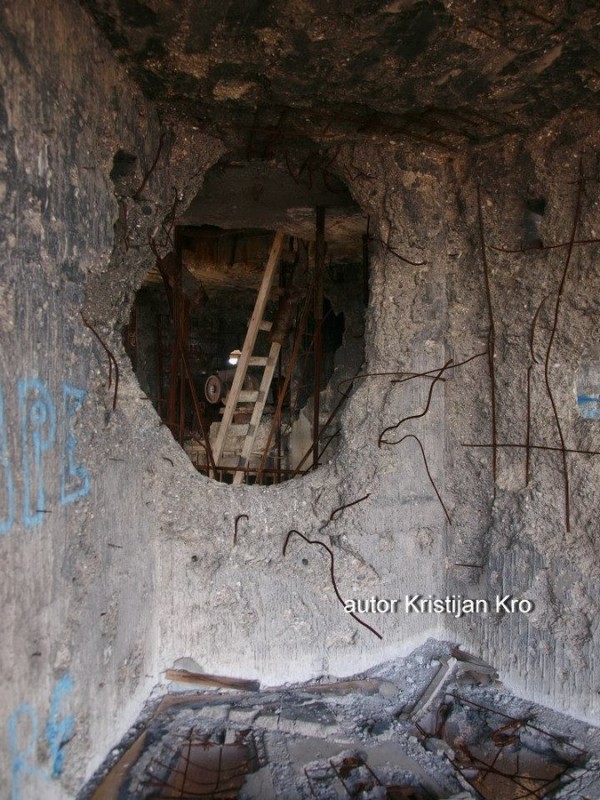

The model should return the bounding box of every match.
[1,0,599,796]
[151,144,449,687]
[443,120,600,721]
[0,1,220,796]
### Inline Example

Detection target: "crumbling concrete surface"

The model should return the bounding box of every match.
[1,0,600,797]
[0,1,221,796]
[79,641,600,799]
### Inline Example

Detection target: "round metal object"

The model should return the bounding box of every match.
[204,374,223,404]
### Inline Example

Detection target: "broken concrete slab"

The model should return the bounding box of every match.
[80,640,600,799]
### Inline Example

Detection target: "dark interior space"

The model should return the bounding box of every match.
[124,159,367,484]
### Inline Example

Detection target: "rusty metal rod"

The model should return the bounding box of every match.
[234,514,249,546]
[336,351,486,395]
[362,232,370,305]
[329,493,371,521]
[489,237,600,254]
[178,345,216,470]
[290,369,359,478]
[133,132,165,200]
[463,442,600,456]
[526,295,548,484]
[526,366,533,486]
[80,314,119,411]
[196,464,305,477]
[379,360,452,446]
[543,164,584,533]
[391,434,451,523]
[368,234,427,267]
[283,529,383,639]
[477,185,498,489]
[313,206,326,470]
[444,691,587,751]
[156,314,164,417]
[151,236,216,471]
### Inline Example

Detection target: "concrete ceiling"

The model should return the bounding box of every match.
[79,0,600,154]
[180,159,366,276]
[143,158,366,291]
[83,0,599,291]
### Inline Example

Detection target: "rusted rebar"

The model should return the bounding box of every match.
[477,185,498,490]
[233,514,249,547]
[489,237,600,254]
[445,692,587,750]
[526,295,548,484]
[150,236,216,471]
[542,164,584,532]
[283,529,383,639]
[335,351,486,395]
[462,442,600,456]
[80,313,119,411]
[378,360,452,446]
[368,234,427,267]
[390,435,451,523]
[133,132,165,200]
[329,493,371,522]
[391,351,488,383]
[289,369,361,478]
[313,207,326,470]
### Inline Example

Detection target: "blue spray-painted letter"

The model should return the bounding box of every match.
[8,704,47,800]
[0,387,15,534]
[18,378,57,527]
[61,384,90,505]
[8,674,74,799]
[45,673,75,777]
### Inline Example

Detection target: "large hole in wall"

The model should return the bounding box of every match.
[124,158,368,485]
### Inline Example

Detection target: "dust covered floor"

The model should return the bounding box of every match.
[78,641,600,799]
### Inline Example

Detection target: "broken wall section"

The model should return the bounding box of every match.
[150,141,452,688]
[0,1,220,796]
[444,115,600,722]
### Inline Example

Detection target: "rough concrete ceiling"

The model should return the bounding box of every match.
[180,159,366,274]
[79,0,600,154]
[142,159,366,291]
[180,160,363,241]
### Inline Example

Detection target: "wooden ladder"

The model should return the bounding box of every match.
[211,231,285,484]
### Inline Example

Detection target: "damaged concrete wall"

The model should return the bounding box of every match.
[151,143,449,686]
[0,0,220,796]
[2,0,599,796]
[444,115,600,721]
[150,119,600,733]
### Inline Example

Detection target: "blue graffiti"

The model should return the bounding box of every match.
[8,704,47,800]
[0,388,15,534]
[45,673,75,778]
[0,378,89,534]
[577,393,600,420]
[7,675,74,799]
[61,385,90,506]
[19,378,57,528]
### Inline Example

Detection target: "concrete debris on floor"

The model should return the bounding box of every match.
[79,641,600,799]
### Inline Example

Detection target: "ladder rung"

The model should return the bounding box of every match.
[211,231,285,479]
[248,356,268,367]
[238,390,259,403]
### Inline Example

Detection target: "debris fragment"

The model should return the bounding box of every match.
[165,669,260,692]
